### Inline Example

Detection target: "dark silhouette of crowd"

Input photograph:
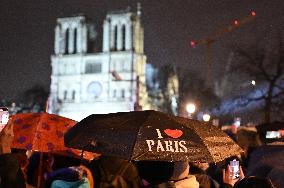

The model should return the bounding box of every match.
[1,120,282,188]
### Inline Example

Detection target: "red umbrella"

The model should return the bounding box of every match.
[8,112,99,188]
[8,112,97,160]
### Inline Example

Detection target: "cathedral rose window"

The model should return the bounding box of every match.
[87,81,103,98]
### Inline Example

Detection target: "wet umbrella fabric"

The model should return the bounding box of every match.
[246,144,284,188]
[64,110,242,163]
[8,113,95,160]
[247,145,284,176]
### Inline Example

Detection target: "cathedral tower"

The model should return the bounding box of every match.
[54,16,87,55]
[49,6,149,120]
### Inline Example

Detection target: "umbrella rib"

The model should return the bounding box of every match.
[176,118,215,163]
[33,113,47,152]
[130,112,152,160]
[132,150,148,161]
[185,120,242,163]
[64,118,85,150]
[130,123,144,160]
[192,126,215,162]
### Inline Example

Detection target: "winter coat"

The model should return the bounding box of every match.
[44,167,80,188]
[45,166,92,188]
[145,175,200,188]
[50,177,89,188]
[0,153,26,188]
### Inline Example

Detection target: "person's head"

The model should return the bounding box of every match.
[27,152,55,186]
[234,176,275,188]
[189,162,209,174]
[231,125,238,134]
[135,160,189,185]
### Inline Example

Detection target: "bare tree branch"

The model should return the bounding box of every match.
[229,27,284,123]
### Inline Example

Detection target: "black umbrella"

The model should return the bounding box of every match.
[64,110,242,162]
[246,144,284,188]
[247,144,284,176]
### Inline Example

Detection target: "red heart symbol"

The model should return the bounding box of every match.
[164,129,183,138]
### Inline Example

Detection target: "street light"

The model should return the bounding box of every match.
[203,113,211,122]
[186,103,196,119]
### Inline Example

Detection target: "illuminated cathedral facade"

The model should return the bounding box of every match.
[49,6,151,120]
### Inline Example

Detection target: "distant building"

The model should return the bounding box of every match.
[49,5,151,120]
[146,64,179,115]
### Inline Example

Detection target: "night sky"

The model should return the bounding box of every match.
[0,0,283,101]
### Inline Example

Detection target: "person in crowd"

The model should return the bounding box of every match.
[236,129,261,172]
[44,165,92,188]
[266,167,284,188]
[221,157,275,188]
[224,124,238,142]
[210,155,246,187]
[221,163,245,188]
[91,155,142,188]
[135,160,199,188]
[13,149,36,188]
[0,121,26,188]
[189,162,220,188]
[234,176,275,188]
[26,152,55,188]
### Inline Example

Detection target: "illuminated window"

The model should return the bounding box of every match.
[122,25,126,51]
[72,90,75,100]
[121,89,125,98]
[114,25,118,51]
[73,29,77,53]
[65,29,69,54]
[63,90,67,100]
[113,89,117,98]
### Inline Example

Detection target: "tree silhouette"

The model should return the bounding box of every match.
[22,84,49,112]
[177,67,220,118]
[231,28,284,123]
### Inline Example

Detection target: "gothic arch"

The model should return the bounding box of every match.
[114,25,118,51]
[122,24,126,51]
[63,90,68,100]
[72,90,76,100]
[73,28,77,54]
[65,28,69,54]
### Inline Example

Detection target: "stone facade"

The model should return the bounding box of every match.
[49,7,150,121]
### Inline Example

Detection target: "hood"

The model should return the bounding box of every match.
[174,175,199,188]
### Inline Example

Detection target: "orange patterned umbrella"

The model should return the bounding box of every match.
[8,112,97,160]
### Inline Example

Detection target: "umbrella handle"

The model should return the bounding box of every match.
[37,152,43,188]
[80,150,85,164]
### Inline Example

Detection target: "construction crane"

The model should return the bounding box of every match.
[189,11,257,90]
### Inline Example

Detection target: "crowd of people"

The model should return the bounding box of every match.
[0,119,282,188]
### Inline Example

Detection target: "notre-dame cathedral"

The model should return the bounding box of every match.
[49,5,151,120]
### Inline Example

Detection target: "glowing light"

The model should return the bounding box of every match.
[186,103,196,114]
[190,41,197,48]
[251,80,256,85]
[233,20,239,26]
[203,113,211,122]
[251,11,256,16]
